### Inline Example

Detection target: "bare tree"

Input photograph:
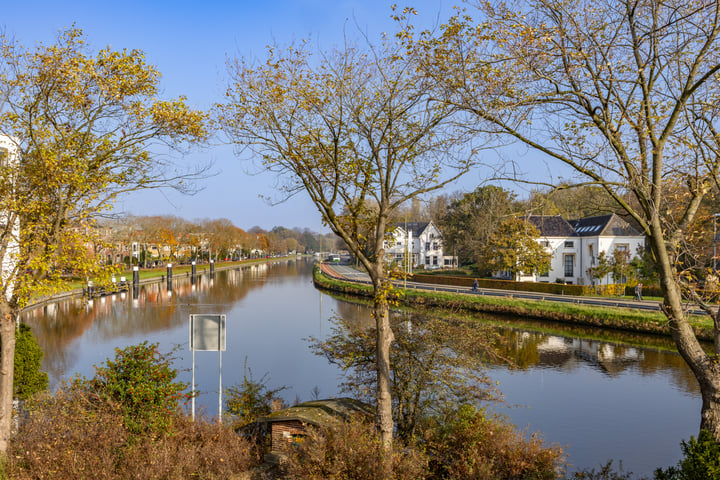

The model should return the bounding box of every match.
[217,18,478,453]
[421,0,720,439]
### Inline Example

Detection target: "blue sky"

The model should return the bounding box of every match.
[3,1,555,232]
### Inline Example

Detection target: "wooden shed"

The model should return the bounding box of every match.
[256,397,373,462]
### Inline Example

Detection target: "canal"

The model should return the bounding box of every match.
[22,258,700,477]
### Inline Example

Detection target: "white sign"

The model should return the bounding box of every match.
[189,314,226,351]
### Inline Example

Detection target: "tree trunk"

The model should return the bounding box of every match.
[0,301,16,453]
[375,298,394,449]
[650,221,720,441]
[367,258,395,460]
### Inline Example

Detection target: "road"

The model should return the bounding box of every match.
[321,263,701,315]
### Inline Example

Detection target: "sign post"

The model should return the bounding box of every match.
[189,314,226,421]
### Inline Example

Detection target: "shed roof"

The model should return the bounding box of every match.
[259,398,374,429]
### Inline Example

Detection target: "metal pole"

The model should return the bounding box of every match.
[218,319,223,423]
[191,348,195,421]
[404,218,408,290]
[715,214,718,273]
[219,349,223,423]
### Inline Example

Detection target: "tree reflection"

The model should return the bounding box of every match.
[21,259,304,384]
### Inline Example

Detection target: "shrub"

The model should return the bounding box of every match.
[422,404,564,480]
[14,323,49,401]
[8,386,258,479]
[8,389,128,479]
[569,460,635,479]
[281,418,429,480]
[72,342,193,435]
[654,430,720,480]
[225,365,287,430]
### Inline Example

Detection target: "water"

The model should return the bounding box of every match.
[22,258,701,477]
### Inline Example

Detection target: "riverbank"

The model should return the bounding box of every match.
[313,265,714,342]
[26,255,300,309]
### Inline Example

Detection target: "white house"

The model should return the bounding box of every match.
[525,214,645,285]
[385,221,454,270]
[0,135,19,301]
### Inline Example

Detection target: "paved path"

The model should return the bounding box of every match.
[321,263,706,315]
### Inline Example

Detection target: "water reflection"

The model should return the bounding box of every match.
[22,259,701,477]
[21,261,306,388]
[490,325,701,398]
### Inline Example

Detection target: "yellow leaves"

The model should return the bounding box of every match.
[0,27,211,309]
[150,98,208,140]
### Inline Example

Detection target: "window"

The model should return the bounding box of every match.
[0,147,6,168]
[433,256,438,265]
[564,241,574,248]
[425,242,430,251]
[615,243,629,252]
[432,242,438,250]
[540,240,550,247]
[425,256,430,265]
[588,244,595,265]
[564,254,574,277]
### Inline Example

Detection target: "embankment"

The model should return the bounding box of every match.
[313,266,713,342]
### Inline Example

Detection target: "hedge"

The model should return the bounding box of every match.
[411,274,663,298]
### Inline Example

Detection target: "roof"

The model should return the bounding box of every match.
[392,221,432,238]
[523,215,577,237]
[570,214,641,237]
[259,398,374,428]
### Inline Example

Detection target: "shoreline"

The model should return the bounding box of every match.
[23,255,301,311]
[312,265,713,342]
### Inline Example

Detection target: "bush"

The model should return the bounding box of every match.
[7,388,258,480]
[281,418,429,480]
[225,366,287,430]
[14,323,49,401]
[654,430,720,480]
[569,460,635,479]
[422,404,564,480]
[72,342,193,434]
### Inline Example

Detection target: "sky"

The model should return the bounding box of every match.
[2,1,557,233]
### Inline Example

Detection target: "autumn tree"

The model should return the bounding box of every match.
[479,217,551,280]
[217,17,477,450]
[525,184,622,220]
[438,185,517,267]
[310,312,502,442]
[588,251,613,286]
[421,0,720,440]
[0,28,207,451]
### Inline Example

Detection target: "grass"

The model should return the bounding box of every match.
[29,256,296,304]
[313,266,714,342]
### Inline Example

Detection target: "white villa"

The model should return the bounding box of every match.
[385,221,454,270]
[521,214,645,285]
[0,135,19,301]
